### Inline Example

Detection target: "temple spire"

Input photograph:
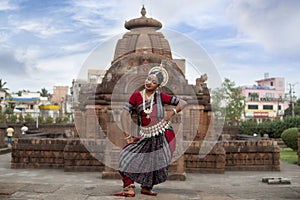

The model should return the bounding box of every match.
[141,5,146,17]
[124,5,162,30]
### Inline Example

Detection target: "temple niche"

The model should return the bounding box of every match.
[74,6,212,179]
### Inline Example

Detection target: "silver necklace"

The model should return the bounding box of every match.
[142,89,155,118]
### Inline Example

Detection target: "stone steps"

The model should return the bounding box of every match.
[276,139,288,149]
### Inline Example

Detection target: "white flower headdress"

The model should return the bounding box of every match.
[148,64,169,87]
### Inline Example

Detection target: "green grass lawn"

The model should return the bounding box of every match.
[280,149,298,164]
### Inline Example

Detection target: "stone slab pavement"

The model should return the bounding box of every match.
[0,152,299,200]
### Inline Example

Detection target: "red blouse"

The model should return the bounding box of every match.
[125,91,179,127]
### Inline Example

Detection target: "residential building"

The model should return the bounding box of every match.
[240,73,289,122]
[8,91,41,119]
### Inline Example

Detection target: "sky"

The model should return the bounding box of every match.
[0,0,300,97]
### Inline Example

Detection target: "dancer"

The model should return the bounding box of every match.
[114,65,187,197]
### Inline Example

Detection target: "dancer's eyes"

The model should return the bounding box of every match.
[146,76,158,85]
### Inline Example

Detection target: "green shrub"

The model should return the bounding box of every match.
[38,116,44,124]
[260,120,286,138]
[281,127,298,151]
[24,114,35,124]
[55,117,63,124]
[283,116,300,129]
[4,107,13,115]
[239,119,259,135]
[63,116,70,123]
[18,114,24,123]
[0,113,6,123]
[45,116,53,124]
[240,117,300,138]
[9,115,18,123]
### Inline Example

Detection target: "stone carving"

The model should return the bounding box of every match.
[195,73,208,95]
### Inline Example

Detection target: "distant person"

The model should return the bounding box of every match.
[21,124,28,135]
[6,126,14,145]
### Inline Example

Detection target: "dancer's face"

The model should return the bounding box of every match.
[145,75,159,91]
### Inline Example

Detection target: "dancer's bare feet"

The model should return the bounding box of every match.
[113,184,135,197]
[141,187,158,196]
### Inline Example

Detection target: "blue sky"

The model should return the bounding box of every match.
[0,0,300,97]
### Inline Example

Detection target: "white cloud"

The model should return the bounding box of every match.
[227,0,300,54]
[1,0,300,97]
[0,0,18,11]
[11,19,72,38]
[33,53,85,72]
[65,0,124,36]
[0,31,9,43]
[60,41,95,53]
[5,52,87,93]
[149,0,230,29]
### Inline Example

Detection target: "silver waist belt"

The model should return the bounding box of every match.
[139,119,171,138]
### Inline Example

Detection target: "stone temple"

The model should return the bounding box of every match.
[75,6,212,179]
[11,6,280,177]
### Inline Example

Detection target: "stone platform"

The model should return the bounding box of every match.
[0,152,299,200]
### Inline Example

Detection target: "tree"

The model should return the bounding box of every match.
[39,88,49,97]
[211,85,226,121]
[211,78,245,125]
[284,98,300,116]
[0,79,9,95]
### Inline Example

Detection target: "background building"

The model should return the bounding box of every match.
[241,73,289,121]
[71,69,107,109]
[88,69,106,84]
[51,86,69,104]
[8,92,41,119]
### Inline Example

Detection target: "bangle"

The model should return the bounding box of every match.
[172,108,177,114]
[124,135,131,140]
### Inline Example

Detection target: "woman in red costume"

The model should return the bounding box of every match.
[113,65,187,197]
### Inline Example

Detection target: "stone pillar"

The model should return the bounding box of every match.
[102,138,121,179]
[166,106,187,181]
[168,155,186,181]
[85,105,98,138]
[74,110,86,138]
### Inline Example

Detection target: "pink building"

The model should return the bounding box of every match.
[51,86,69,104]
[240,74,289,121]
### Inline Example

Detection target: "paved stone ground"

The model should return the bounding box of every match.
[0,152,299,200]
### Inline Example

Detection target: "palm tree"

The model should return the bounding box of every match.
[40,88,49,97]
[0,79,9,94]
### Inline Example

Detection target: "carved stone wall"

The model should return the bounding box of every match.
[11,138,66,169]
[11,138,105,171]
[11,138,280,172]
[184,141,226,173]
[224,140,280,171]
